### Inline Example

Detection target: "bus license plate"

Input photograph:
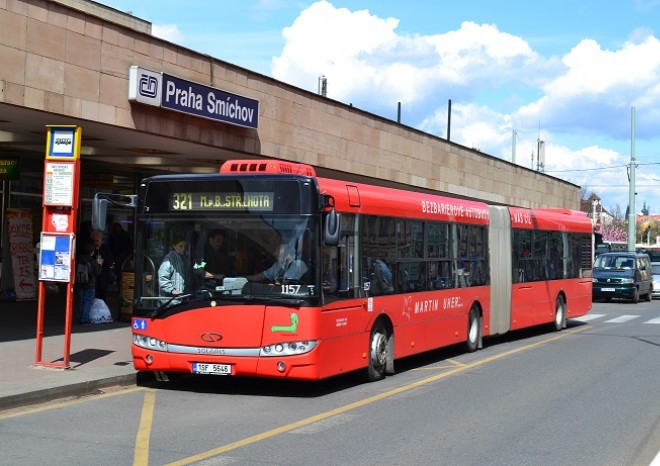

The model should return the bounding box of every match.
[601,287,615,292]
[192,362,232,375]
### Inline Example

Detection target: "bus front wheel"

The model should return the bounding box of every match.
[364,321,388,382]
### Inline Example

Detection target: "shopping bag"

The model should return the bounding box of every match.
[89,298,113,324]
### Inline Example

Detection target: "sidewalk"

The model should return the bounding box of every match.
[0,289,138,411]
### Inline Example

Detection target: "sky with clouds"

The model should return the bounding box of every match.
[101,0,660,215]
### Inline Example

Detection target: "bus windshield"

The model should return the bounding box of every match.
[137,214,318,312]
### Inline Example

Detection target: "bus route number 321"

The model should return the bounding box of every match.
[192,362,232,375]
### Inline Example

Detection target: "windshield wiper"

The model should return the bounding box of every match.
[150,290,215,317]
[242,294,305,306]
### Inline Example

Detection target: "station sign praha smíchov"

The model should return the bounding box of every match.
[128,66,259,129]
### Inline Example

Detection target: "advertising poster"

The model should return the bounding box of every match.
[38,233,73,283]
[7,209,37,300]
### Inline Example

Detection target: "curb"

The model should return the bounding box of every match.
[0,373,137,412]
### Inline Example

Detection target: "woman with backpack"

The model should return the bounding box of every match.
[76,241,102,325]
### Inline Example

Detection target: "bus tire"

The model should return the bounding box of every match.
[466,306,481,353]
[364,320,388,382]
[553,295,566,331]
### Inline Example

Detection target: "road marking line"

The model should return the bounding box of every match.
[571,313,606,322]
[644,317,660,324]
[604,315,639,323]
[133,389,156,466]
[446,358,467,367]
[165,326,586,466]
[414,358,467,371]
[650,447,660,466]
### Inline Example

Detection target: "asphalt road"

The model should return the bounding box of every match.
[1,300,659,466]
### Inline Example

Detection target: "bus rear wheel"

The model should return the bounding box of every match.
[364,321,388,382]
[553,295,566,331]
[466,306,480,353]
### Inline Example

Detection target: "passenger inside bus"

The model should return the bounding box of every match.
[203,229,233,283]
[158,236,192,296]
[369,258,394,295]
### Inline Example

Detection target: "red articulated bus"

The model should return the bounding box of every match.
[127,159,593,382]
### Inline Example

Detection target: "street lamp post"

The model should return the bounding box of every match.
[627,107,636,252]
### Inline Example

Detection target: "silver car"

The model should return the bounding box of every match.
[653,262,660,299]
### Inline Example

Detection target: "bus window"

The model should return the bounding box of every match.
[330,214,359,299]
[362,215,395,296]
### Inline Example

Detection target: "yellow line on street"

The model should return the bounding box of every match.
[446,358,467,367]
[133,389,156,466]
[166,326,586,466]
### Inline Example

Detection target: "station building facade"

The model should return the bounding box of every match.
[0,0,583,296]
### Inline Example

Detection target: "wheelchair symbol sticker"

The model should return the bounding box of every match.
[133,319,148,331]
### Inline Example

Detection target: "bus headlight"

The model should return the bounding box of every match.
[260,340,318,356]
[133,333,168,352]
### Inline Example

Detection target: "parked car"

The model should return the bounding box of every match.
[652,262,660,299]
[592,252,653,303]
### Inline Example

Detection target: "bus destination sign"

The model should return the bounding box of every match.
[170,192,274,211]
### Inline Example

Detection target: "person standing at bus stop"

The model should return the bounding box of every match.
[158,236,191,296]
[90,229,114,303]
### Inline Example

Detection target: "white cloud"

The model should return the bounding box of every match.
[271,1,660,212]
[152,24,184,44]
[420,103,511,156]
[272,1,399,100]
[516,35,660,139]
[272,2,542,113]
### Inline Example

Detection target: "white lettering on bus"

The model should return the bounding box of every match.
[421,200,488,220]
[443,296,462,309]
[512,210,533,225]
[336,317,348,327]
[414,299,439,314]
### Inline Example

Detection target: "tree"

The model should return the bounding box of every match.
[637,216,660,245]
[601,222,627,242]
[603,204,627,243]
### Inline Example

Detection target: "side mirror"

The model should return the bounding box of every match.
[92,196,108,231]
[324,209,340,246]
[92,193,138,231]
